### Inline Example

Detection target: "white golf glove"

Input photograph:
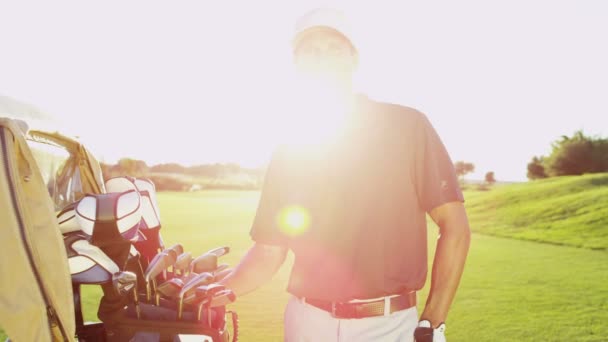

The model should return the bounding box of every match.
[414,320,446,342]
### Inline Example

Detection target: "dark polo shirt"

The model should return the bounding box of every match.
[250,95,463,302]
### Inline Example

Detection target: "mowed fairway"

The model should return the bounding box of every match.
[2,190,606,341]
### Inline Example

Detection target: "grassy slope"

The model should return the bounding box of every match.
[2,183,607,341]
[465,173,608,250]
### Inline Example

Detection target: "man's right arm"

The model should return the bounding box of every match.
[220,145,290,296]
[218,242,288,297]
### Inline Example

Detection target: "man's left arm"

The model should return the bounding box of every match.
[420,201,471,327]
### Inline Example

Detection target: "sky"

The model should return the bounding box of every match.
[1,0,606,181]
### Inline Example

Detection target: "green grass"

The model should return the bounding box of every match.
[2,183,607,341]
[465,173,608,250]
[87,190,608,341]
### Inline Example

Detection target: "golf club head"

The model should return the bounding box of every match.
[174,252,193,274]
[144,251,176,281]
[208,289,236,308]
[191,253,218,274]
[205,246,230,257]
[179,272,214,299]
[146,251,164,271]
[181,272,199,284]
[213,267,233,282]
[164,248,179,262]
[186,284,226,306]
[176,271,214,320]
[214,263,230,274]
[195,283,226,299]
[112,271,137,296]
[167,243,184,256]
[156,278,184,298]
[195,288,236,322]
[146,246,179,273]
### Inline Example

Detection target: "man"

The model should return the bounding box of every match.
[220,8,471,342]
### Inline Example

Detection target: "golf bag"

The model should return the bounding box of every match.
[1,116,237,341]
[62,176,236,341]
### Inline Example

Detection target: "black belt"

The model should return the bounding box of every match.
[301,292,416,319]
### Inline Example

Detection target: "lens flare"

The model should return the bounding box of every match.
[277,206,310,236]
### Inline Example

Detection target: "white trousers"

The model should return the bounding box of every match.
[284,296,418,342]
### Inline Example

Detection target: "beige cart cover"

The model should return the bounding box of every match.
[0,118,75,341]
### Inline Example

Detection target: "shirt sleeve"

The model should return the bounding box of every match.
[249,146,289,246]
[414,112,464,212]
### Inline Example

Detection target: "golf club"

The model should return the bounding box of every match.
[190,253,218,274]
[154,278,184,306]
[147,244,181,275]
[112,271,141,319]
[214,263,229,275]
[205,246,230,257]
[196,288,236,323]
[181,272,199,284]
[164,244,182,279]
[176,272,214,320]
[174,252,193,277]
[180,263,230,289]
[144,250,178,302]
[195,284,226,299]
[183,283,225,306]
[213,266,233,282]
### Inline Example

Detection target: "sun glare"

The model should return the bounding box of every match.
[277,205,310,236]
[277,76,353,150]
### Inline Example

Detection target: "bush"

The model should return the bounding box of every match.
[454,161,475,182]
[100,160,264,191]
[485,171,496,185]
[527,131,608,180]
[527,156,547,180]
[147,175,191,192]
[545,131,608,176]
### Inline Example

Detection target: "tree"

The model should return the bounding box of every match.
[100,163,113,181]
[526,131,608,180]
[454,161,475,182]
[116,158,148,177]
[150,163,186,174]
[544,131,608,176]
[527,156,547,180]
[485,171,496,185]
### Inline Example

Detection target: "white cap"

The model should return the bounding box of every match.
[293,8,355,50]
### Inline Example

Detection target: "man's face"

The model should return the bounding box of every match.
[293,29,357,88]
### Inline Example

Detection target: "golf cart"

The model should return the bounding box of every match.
[0,101,237,341]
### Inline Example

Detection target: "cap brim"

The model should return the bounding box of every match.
[292,26,355,51]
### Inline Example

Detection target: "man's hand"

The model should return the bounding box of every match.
[421,201,471,327]
[414,320,446,342]
[218,242,288,297]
